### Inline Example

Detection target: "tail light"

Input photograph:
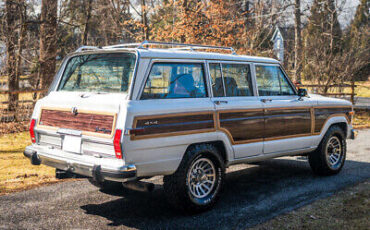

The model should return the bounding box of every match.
[29,119,36,143]
[113,129,123,159]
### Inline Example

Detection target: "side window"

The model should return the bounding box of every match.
[255,65,295,96]
[209,63,224,97]
[221,63,253,97]
[278,69,295,95]
[141,63,207,99]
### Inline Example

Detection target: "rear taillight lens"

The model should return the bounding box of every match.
[113,129,123,159]
[29,119,36,143]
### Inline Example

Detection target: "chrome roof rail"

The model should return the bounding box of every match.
[103,40,236,54]
[75,46,100,52]
[103,43,143,49]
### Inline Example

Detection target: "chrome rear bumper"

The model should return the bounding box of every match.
[24,145,136,182]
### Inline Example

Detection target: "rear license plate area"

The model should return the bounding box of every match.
[62,135,82,154]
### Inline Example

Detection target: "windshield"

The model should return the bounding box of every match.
[57,53,136,93]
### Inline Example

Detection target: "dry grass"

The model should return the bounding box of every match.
[350,81,370,98]
[0,132,59,195]
[353,111,370,129]
[251,181,370,230]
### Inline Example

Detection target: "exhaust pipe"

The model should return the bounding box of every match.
[122,180,155,192]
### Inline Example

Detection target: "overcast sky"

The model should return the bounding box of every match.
[335,0,361,27]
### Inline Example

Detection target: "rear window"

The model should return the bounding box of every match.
[141,63,207,99]
[58,53,136,93]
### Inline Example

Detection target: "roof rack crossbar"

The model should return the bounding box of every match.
[75,46,100,52]
[103,40,236,54]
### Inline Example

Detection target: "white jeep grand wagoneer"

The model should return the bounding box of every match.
[24,41,356,212]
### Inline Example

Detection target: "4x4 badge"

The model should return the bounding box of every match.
[144,120,158,126]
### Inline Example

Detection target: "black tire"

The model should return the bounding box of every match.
[163,144,225,213]
[309,125,346,176]
[88,178,123,192]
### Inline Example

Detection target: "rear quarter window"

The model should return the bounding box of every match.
[141,63,207,99]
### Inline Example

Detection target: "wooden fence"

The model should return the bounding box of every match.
[299,83,356,104]
[0,89,47,124]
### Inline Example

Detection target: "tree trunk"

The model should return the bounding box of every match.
[82,0,93,45]
[180,0,188,43]
[141,0,149,40]
[351,75,355,105]
[5,0,19,111]
[39,0,58,91]
[16,1,26,80]
[294,0,302,82]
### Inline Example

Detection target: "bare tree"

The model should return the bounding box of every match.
[39,0,57,90]
[82,0,93,45]
[294,0,302,82]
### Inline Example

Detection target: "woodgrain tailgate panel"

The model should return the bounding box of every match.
[39,109,116,136]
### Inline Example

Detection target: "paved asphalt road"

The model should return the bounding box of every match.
[1,130,369,230]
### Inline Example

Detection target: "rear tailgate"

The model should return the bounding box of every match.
[33,91,127,158]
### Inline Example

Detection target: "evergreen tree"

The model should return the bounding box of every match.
[305,0,342,55]
[303,0,343,88]
[347,0,369,80]
[349,0,369,49]
[351,0,369,31]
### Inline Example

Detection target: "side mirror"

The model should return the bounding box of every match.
[298,88,308,99]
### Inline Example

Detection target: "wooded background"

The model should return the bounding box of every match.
[0,0,369,130]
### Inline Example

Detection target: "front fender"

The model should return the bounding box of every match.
[312,115,349,147]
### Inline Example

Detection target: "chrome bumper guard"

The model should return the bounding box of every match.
[24,145,136,182]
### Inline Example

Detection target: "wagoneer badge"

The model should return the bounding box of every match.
[95,127,111,133]
[71,107,78,116]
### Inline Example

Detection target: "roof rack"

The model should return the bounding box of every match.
[103,40,236,55]
[75,46,101,52]
[103,43,143,49]
[75,41,236,54]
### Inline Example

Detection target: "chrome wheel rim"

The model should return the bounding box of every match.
[187,158,216,199]
[326,136,343,168]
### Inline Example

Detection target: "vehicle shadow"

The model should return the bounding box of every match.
[80,158,370,229]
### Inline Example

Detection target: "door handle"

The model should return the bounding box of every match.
[260,99,272,103]
[214,100,228,105]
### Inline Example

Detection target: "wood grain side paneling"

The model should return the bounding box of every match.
[129,106,352,143]
[39,109,115,136]
[219,110,264,143]
[314,107,352,133]
[264,108,311,139]
[131,112,216,140]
